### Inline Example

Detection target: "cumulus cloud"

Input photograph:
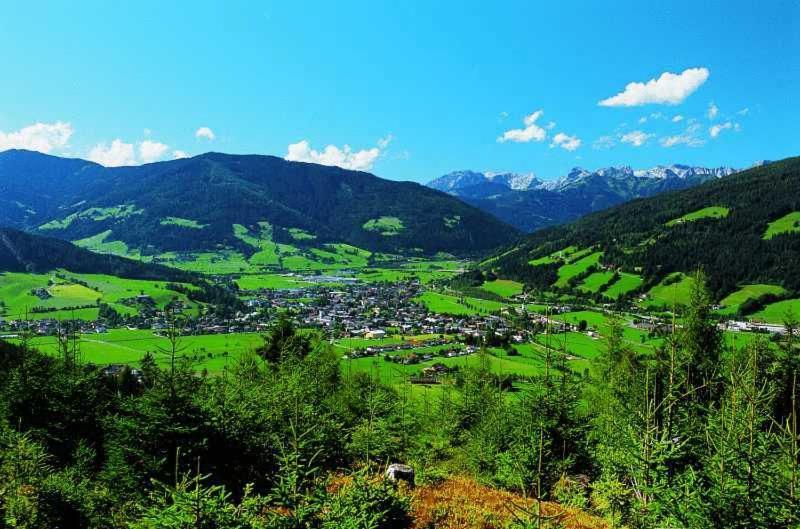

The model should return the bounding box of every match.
[707,102,719,120]
[0,121,74,153]
[737,107,750,116]
[620,130,654,147]
[599,67,709,107]
[672,114,684,123]
[89,136,174,166]
[172,150,189,159]
[497,110,547,143]
[546,121,557,130]
[139,140,169,163]
[709,121,738,138]
[195,126,215,140]
[638,116,648,124]
[88,139,137,167]
[285,137,390,171]
[550,132,582,151]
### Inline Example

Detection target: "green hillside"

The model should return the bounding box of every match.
[483,157,800,302]
[0,150,519,257]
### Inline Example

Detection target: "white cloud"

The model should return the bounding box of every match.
[0,121,74,153]
[592,135,616,150]
[660,122,705,147]
[139,140,169,163]
[195,126,215,140]
[88,139,137,167]
[638,116,648,124]
[737,107,750,116]
[173,150,189,159]
[550,132,582,151]
[707,102,719,120]
[89,136,174,166]
[709,121,737,138]
[546,121,557,130]
[285,137,388,171]
[672,114,684,123]
[620,130,654,147]
[498,111,509,121]
[599,67,709,107]
[497,110,547,143]
[377,134,393,149]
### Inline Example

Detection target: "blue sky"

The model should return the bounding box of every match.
[0,0,797,182]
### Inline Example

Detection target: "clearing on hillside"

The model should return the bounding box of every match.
[578,271,615,293]
[603,272,644,300]
[362,216,405,236]
[554,251,603,288]
[718,284,788,314]
[666,206,730,226]
[481,279,523,298]
[642,272,696,309]
[750,298,800,324]
[763,211,800,240]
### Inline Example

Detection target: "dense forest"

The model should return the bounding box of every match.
[0,275,796,528]
[488,157,800,299]
[0,150,519,256]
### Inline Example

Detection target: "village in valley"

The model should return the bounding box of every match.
[1,266,794,388]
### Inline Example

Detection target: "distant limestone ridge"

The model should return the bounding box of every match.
[428,170,541,194]
[426,164,738,232]
[0,149,520,257]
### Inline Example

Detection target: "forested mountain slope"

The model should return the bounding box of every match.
[486,157,800,299]
[0,227,193,282]
[0,150,519,256]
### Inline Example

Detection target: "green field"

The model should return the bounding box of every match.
[481,279,523,298]
[666,206,730,227]
[20,329,264,373]
[578,271,615,293]
[0,271,200,320]
[73,230,133,256]
[603,273,644,299]
[414,292,506,315]
[763,211,800,240]
[750,298,800,324]
[554,251,603,288]
[642,273,696,309]
[718,284,788,314]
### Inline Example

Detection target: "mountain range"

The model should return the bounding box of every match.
[0,149,519,257]
[427,164,737,232]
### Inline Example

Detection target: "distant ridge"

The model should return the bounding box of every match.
[428,164,737,232]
